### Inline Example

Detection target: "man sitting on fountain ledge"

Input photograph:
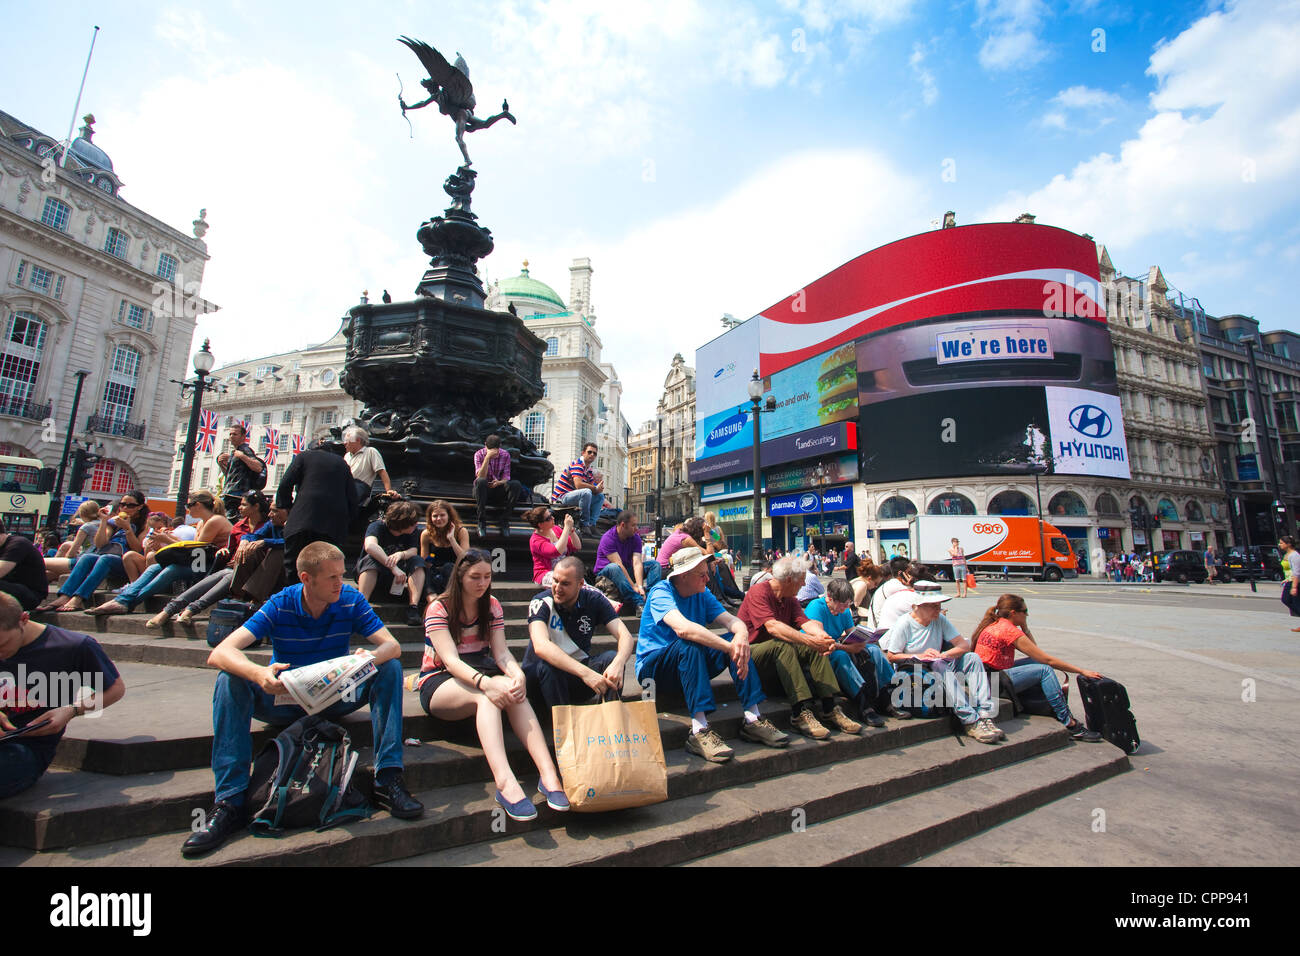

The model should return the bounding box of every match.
[635,546,788,763]
[184,541,422,858]
[472,434,523,539]
[551,442,604,535]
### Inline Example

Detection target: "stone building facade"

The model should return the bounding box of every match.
[487,258,629,507]
[0,109,213,501]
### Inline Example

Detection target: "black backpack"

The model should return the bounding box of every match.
[247,715,372,834]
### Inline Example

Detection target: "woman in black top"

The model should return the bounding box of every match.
[420,500,469,595]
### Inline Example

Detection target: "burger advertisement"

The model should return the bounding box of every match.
[814,343,857,426]
[694,341,861,461]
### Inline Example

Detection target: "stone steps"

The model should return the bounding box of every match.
[381,717,1091,868]
[684,740,1129,867]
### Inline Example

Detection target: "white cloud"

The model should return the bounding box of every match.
[779,0,919,33]
[983,0,1300,250]
[909,41,938,106]
[1055,85,1121,110]
[974,0,1051,71]
[1038,84,1121,130]
[521,148,933,422]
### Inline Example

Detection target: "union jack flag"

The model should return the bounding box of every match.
[291,433,306,457]
[236,417,251,435]
[197,409,219,454]
[262,426,279,466]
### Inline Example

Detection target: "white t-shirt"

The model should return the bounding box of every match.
[172,524,199,541]
[879,611,960,656]
[876,587,918,630]
[346,446,386,485]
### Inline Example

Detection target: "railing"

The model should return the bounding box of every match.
[86,413,146,440]
[0,398,52,421]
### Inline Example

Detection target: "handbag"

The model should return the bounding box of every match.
[966,572,977,589]
[552,698,668,812]
[154,540,216,569]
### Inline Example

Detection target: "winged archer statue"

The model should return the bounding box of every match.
[398,36,516,166]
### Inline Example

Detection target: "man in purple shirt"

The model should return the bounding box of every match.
[472,434,524,539]
[594,511,662,612]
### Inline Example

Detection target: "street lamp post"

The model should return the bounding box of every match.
[811,462,828,556]
[174,340,217,517]
[747,369,776,585]
[44,369,90,530]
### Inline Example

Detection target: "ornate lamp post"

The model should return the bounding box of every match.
[174,340,217,516]
[747,370,776,584]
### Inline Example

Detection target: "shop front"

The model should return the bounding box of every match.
[768,487,854,555]
[1097,526,1126,555]
[1054,524,1091,574]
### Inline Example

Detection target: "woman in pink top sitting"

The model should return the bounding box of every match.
[971,594,1103,741]
[657,516,706,573]
[524,505,582,585]
[418,550,569,821]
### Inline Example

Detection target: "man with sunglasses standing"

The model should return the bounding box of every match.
[216,423,265,521]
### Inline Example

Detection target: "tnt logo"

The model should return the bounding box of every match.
[1069,404,1112,439]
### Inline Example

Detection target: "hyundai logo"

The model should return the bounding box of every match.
[713,368,725,378]
[1069,404,1112,438]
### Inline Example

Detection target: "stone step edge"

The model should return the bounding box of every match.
[684,742,1131,868]
[381,719,1075,868]
[5,708,989,858]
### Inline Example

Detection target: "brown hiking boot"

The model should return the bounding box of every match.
[739,716,790,748]
[824,704,862,735]
[965,718,1002,744]
[685,728,734,762]
[790,708,831,740]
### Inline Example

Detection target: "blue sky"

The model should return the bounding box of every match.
[5,0,1298,425]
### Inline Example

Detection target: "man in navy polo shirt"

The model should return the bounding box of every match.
[184,541,422,857]
[593,511,661,613]
[523,556,636,709]
[0,593,125,799]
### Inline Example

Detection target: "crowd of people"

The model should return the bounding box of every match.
[0,427,1112,861]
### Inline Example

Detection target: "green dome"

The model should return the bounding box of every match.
[497,262,566,310]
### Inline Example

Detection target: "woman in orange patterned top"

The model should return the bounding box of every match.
[418,550,568,821]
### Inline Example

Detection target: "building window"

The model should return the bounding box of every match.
[171,469,181,492]
[87,459,115,493]
[28,264,53,293]
[0,311,47,414]
[114,468,134,494]
[200,466,210,488]
[275,463,285,485]
[542,382,548,398]
[281,410,292,424]
[278,434,288,451]
[261,411,272,425]
[157,254,178,282]
[101,345,140,422]
[545,337,558,357]
[927,493,975,516]
[523,411,545,449]
[877,496,918,520]
[320,410,337,425]
[104,227,129,259]
[118,301,147,329]
[40,197,70,231]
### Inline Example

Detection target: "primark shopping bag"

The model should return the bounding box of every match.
[552,698,668,812]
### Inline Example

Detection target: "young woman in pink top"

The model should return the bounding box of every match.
[524,505,581,585]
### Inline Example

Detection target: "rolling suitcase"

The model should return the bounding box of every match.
[1074,675,1140,754]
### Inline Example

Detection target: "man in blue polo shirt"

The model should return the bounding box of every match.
[636,546,787,763]
[523,556,636,708]
[183,541,422,857]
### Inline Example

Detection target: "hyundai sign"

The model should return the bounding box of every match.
[1045,387,1130,478]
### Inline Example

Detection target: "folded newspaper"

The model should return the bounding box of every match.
[274,653,378,715]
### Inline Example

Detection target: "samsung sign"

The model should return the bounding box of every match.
[703,411,749,449]
[768,487,854,517]
[687,421,855,483]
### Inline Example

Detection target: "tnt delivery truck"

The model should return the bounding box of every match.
[909,515,1078,582]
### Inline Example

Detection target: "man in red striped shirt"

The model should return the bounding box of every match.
[551,442,604,534]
